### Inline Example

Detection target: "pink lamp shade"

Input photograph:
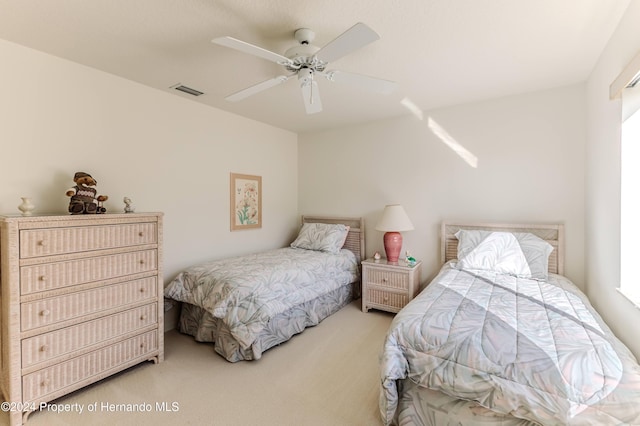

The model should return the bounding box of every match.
[375,204,414,263]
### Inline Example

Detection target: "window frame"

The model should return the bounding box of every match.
[612,50,640,309]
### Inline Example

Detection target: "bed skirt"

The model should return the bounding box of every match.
[178,282,355,362]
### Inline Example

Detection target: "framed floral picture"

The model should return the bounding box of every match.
[230,173,262,231]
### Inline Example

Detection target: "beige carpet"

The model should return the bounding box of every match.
[2,300,394,426]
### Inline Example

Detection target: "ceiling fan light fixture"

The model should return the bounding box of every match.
[297,67,314,84]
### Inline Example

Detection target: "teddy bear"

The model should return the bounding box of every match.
[66,172,108,214]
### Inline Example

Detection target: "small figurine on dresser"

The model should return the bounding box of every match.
[123,196,135,213]
[66,172,108,214]
[405,250,417,266]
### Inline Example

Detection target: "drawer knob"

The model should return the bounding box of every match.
[40,379,50,387]
[382,278,388,282]
[139,288,145,293]
[139,260,145,265]
[38,275,47,282]
[140,314,147,321]
[38,240,47,247]
[39,309,50,317]
[139,232,144,237]
[39,345,48,352]
[383,296,389,302]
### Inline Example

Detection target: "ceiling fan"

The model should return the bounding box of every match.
[212,23,397,114]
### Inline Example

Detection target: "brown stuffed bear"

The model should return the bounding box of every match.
[66,172,108,214]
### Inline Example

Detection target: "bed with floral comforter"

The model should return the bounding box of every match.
[165,218,363,362]
[380,225,640,425]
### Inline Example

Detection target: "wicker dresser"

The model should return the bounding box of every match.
[0,213,163,425]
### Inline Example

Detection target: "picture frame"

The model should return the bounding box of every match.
[230,173,262,231]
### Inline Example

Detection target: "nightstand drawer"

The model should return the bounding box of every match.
[366,289,408,310]
[367,269,409,290]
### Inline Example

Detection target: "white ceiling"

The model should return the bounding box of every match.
[0,0,630,133]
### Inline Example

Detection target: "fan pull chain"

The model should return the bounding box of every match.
[310,71,314,105]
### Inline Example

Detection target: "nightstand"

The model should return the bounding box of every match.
[361,258,422,313]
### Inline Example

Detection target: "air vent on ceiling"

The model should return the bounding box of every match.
[171,84,204,96]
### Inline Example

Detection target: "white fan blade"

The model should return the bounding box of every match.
[321,70,397,94]
[315,23,379,63]
[212,36,293,66]
[300,80,322,114]
[225,75,291,102]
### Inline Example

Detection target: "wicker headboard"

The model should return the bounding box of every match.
[301,215,365,264]
[441,222,565,275]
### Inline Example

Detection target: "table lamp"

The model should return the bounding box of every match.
[375,204,414,263]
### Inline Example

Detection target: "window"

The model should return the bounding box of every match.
[612,51,640,306]
[621,87,640,303]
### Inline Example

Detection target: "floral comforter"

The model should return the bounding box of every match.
[380,263,640,425]
[165,247,359,349]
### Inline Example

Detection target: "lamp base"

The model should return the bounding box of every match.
[383,231,403,263]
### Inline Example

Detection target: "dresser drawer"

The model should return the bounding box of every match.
[20,249,157,295]
[20,223,157,258]
[21,277,157,331]
[366,269,409,290]
[366,288,408,310]
[22,330,158,402]
[22,304,158,369]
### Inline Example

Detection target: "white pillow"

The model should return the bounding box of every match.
[290,223,350,254]
[455,230,553,280]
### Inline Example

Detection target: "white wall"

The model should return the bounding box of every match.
[299,84,586,287]
[586,1,640,358]
[0,39,299,328]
